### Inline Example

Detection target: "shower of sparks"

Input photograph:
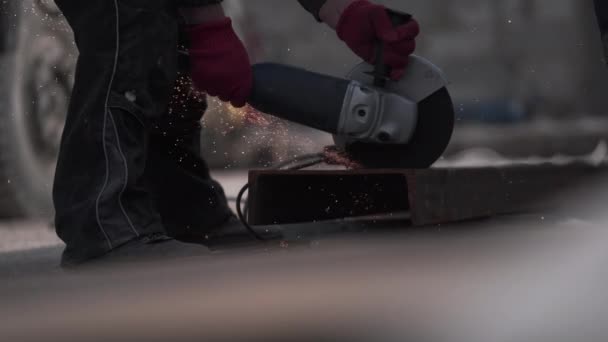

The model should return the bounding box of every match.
[201,96,332,168]
[203,97,362,170]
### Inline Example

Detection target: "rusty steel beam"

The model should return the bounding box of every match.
[247,163,607,226]
[405,164,599,225]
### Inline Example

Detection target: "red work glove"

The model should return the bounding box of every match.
[336,0,420,80]
[187,18,252,108]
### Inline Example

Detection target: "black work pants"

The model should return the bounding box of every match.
[54,0,232,264]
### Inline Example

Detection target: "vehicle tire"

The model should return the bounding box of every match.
[0,0,74,218]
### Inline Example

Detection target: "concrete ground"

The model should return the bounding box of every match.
[2,169,608,341]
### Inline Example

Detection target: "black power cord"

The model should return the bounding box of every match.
[236,183,264,241]
[272,152,325,170]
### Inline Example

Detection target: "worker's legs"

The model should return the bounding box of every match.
[53,0,231,265]
[145,71,233,239]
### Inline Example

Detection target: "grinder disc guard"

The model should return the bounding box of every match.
[337,56,455,168]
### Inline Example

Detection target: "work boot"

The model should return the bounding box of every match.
[61,233,211,269]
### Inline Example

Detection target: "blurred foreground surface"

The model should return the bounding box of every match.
[2,168,608,341]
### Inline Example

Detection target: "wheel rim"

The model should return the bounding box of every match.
[23,34,71,165]
[5,0,75,216]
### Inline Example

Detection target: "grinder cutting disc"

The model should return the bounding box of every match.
[336,56,455,169]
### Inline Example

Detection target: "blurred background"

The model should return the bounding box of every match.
[1,0,607,219]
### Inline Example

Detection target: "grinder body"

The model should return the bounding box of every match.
[247,9,455,169]
[249,62,422,145]
[248,56,454,168]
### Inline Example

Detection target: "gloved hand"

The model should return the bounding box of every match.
[187,18,252,108]
[336,0,420,80]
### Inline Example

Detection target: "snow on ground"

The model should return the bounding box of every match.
[0,220,61,253]
[438,141,608,168]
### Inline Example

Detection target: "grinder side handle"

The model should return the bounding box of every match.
[372,10,412,88]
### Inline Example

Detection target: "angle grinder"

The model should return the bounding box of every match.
[247,10,455,169]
